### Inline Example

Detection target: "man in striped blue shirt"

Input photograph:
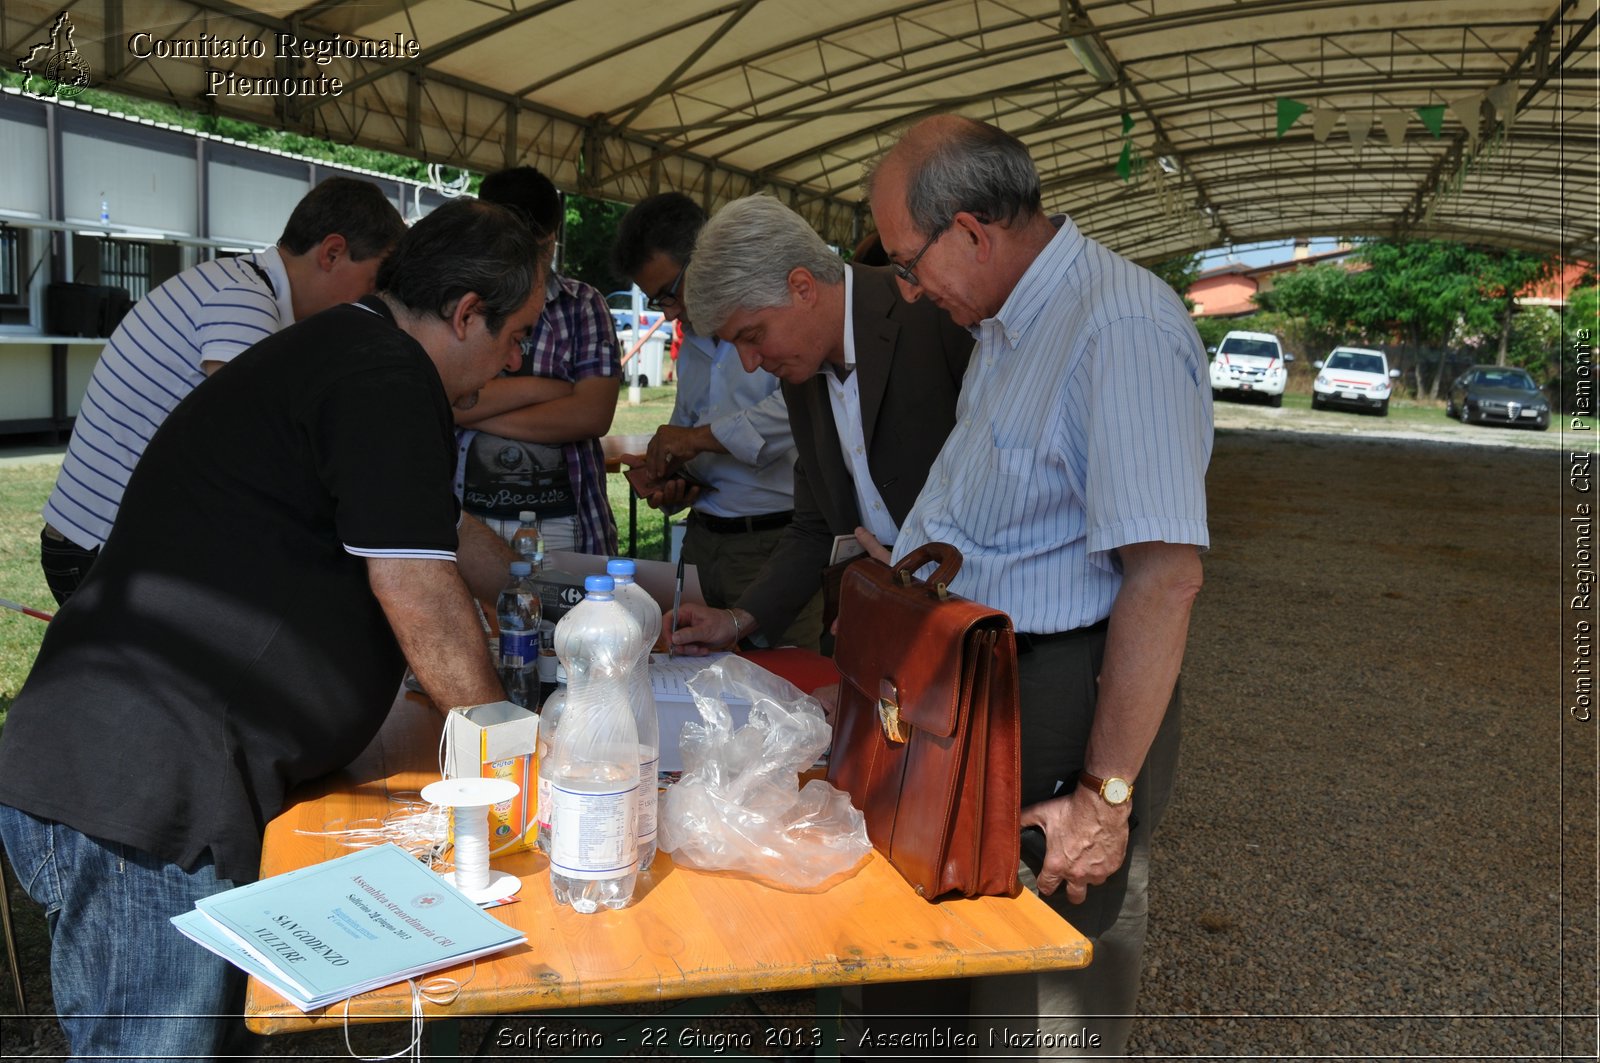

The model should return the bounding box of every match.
[39,177,405,603]
[867,115,1212,1055]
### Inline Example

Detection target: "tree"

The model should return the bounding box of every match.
[1255,262,1364,358]
[1148,252,1203,310]
[1475,249,1557,366]
[1562,286,1598,414]
[1346,240,1519,399]
[557,196,629,293]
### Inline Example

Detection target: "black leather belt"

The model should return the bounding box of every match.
[689,510,794,534]
[1015,617,1109,654]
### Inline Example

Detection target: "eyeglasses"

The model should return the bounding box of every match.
[647,267,685,312]
[890,224,951,288]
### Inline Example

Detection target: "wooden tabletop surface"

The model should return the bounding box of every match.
[245,676,1089,1033]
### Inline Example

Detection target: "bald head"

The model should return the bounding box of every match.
[867,114,1057,327]
[866,114,1043,234]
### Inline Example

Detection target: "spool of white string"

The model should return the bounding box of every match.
[419,778,524,904]
[449,804,491,891]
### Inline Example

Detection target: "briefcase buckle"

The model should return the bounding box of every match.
[877,680,907,743]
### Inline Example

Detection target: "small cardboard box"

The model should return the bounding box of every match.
[444,701,540,853]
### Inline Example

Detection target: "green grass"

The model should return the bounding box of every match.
[1273,390,1596,429]
[0,461,55,730]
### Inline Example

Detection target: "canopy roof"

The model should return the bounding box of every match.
[8,0,1593,262]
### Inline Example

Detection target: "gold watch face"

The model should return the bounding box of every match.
[1102,777,1132,805]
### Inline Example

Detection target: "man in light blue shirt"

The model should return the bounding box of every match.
[611,193,821,648]
[867,115,1212,1055]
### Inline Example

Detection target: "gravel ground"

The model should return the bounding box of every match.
[3,411,1595,1060]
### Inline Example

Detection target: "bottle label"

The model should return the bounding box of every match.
[501,630,536,667]
[547,779,638,880]
[637,751,659,846]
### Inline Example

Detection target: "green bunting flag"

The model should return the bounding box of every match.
[1117,140,1133,181]
[1276,97,1310,138]
[1416,105,1446,138]
[1122,112,1135,136]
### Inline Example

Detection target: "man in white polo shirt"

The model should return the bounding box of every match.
[866,114,1213,1056]
[39,176,405,602]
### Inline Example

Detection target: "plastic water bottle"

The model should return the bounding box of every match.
[497,561,540,706]
[511,511,543,569]
[99,194,109,226]
[534,665,567,854]
[607,559,660,874]
[546,576,644,913]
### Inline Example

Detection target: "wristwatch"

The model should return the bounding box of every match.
[1078,770,1133,806]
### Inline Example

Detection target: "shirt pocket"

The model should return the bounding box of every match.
[951,445,1039,553]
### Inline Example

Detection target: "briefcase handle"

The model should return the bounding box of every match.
[893,542,962,597]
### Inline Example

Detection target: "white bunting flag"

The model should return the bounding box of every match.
[1448,92,1484,153]
[1311,108,1339,143]
[1346,112,1371,153]
[1381,110,1408,149]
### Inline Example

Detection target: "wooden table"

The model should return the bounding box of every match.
[600,433,666,559]
[245,690,1090,1037]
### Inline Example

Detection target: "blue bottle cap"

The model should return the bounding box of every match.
[606,559,636,577]
[509,560,532,577]
[584,575,615,594]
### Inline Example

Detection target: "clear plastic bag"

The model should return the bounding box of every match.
[658,655,871,891]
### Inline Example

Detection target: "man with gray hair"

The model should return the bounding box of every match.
[611,192,820,648]
[865,114,1212,1055]
[666,193,970,659]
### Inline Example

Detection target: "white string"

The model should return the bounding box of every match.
[295,794,449,864]
[339,963,475,1062]
[448,804,492,892]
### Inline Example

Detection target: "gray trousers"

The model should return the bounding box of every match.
[970,630,1183,1058]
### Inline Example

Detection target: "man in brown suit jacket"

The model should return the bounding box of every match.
[665,195,971,651]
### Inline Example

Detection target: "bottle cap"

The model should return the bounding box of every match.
[510,560,532,576]
[518,510,537,523]
[583,575,615,594]
[606,559,636,578]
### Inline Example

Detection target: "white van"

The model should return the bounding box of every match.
[1208,330,1291,407]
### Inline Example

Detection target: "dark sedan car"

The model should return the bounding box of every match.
[1445,365,1551,430]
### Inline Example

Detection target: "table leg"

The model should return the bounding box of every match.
[628,492,640,558]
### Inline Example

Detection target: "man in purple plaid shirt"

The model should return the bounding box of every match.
[455,168,621,554]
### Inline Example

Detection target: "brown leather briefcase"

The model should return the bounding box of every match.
[827,543,1022,899]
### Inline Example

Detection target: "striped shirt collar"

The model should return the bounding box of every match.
[983,214,1083,351]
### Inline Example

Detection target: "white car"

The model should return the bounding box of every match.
[1311,346,1400,416]
[1209,330,1291,407]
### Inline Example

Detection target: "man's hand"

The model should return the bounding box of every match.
[854,526,890,563]
[644,424,720,480]
[1019,786,1132,904]
[811,681,840,725]
[667,601,751,655]
[621,454,701,513]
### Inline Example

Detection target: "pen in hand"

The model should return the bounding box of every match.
[668,553,685,657]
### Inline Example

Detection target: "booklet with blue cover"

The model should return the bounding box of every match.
[172,842,525,1012]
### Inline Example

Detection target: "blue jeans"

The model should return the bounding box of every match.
[0,803,253,1062]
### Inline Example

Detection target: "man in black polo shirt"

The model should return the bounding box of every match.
[0,199,545,1061]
